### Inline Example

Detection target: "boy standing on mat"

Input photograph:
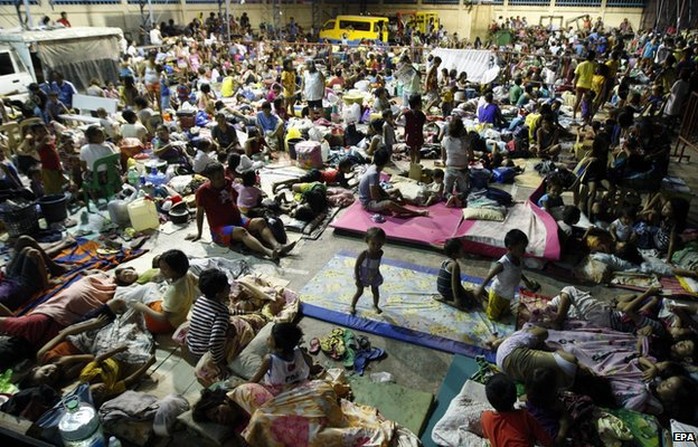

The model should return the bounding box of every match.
[475,229,539,321]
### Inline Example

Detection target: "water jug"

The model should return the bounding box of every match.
[127,168,140,187]
[127,197,160,232]
[58,397,105,447]
[145,168,167,187]
[108,185,137,228]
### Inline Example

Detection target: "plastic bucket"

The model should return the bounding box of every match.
[287,138,303,161]
[38,194,68,223]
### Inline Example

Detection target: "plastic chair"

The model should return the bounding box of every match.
[83,153,122,212]
[0,122,21,155]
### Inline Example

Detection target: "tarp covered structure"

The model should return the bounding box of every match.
[0,27,123,91]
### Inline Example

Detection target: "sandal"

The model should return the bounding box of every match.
[309,337,320,355]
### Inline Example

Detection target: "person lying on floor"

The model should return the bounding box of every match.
[187,162,296,261]
[131,249,199,334]
[191,379,396,446]
[271,158,356,193]
[21,340,155,405]
[358,148,428,218]
[0,267,139,350]
[543,285,666,335]
[20,306,155,400]
[0,235,74,313]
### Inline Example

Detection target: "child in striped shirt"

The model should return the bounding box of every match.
[186,269,232,379]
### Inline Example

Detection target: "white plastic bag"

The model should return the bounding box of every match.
[343,103,362,124]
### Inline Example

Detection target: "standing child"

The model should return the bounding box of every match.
[249,322,313,394]
[403,94,426,165]
[187,269,233,381]
[30,123,64,195]
[481,373,554,447]
[350,227,386,315]
[580,90,596,126]
[436,238,476,310]
[476,229,538,321]
[382,109,397,155]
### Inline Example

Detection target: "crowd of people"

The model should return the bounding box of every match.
[1,8,698,446]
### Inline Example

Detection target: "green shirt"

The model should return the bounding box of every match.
[509,84,523,105]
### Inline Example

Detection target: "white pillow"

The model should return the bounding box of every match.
[462,207,506,221]
[229,323,273,380]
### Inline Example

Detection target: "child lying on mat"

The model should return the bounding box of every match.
[435,239,477,310]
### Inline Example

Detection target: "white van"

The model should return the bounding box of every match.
[0,26,124,99]
[0,44,33,100]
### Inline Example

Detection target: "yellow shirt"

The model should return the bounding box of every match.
[575,61,596,89]
[592,74,605,96]
[605,59,619,79]
[220,76,236,98]
[525,113,541,143]
[281,70,296,97]
[162,272,199,327]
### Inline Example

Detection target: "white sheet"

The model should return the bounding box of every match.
[464,202,550,258]
[431,380,491,447]
[429,49,499,84]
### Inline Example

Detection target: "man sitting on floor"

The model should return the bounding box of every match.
[187,162,295,261]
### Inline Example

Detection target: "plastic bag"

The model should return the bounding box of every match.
[343,103,361,124]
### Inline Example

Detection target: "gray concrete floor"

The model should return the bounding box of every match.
[69,138,697,446]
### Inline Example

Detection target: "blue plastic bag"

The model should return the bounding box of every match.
[493,167,516,184]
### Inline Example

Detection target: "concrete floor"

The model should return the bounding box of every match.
[64,137,697,445]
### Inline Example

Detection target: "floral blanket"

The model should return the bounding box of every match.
[231,380,398,447]
[546,325,650,411]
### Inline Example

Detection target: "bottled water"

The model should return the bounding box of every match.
[58,397,105,447]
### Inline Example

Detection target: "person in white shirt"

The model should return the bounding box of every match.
[79,126,119,176]
[149,25,163,46]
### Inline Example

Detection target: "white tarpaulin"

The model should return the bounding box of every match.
[429,49,500,84]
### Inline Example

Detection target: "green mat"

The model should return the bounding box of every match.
[349,376,434,436]
[420,354,479,447]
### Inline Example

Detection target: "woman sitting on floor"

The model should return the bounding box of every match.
[131,249,199,334]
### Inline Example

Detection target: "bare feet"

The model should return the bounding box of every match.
[418,210,429,217]
[279,240,296,256]
[373,305,383,314]
[349,306,356,316]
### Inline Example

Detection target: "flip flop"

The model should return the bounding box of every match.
[309,337,320,355]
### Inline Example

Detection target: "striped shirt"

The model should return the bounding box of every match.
[186,296,230,365]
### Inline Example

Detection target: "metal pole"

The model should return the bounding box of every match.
[147,0,154,28]
[225,0,231,42]
[22,0,33,29]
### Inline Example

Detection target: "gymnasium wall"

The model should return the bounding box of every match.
[0,0,644,42]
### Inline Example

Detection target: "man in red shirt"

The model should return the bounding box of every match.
[187,162,295,261]
[57,12,71,27]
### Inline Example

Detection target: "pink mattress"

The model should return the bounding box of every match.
[330,201,463,248]
[455,183,561,261]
